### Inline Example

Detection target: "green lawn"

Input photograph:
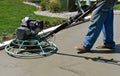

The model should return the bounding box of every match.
[114,2,120,10]
[0,0,120,38]
[0,0,64,37]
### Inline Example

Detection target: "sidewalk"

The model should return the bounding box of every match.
[114,10,120,15]
[24,1,120,18]
[34,10,120,18]
[0,14,120,76]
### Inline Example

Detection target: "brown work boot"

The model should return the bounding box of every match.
[75,45,90,53]
[96,45,115,49]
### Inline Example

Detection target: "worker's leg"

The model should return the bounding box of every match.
[102,9,115,48]
[83,3,106,50]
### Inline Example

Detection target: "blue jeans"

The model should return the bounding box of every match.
[86,0,91,6]
[83,1,115,50]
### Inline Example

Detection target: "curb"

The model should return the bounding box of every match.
[0,16,91,49]
[114,10,120,15]
[23,1,40,8]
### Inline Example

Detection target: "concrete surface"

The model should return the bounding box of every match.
[0,14,120,76]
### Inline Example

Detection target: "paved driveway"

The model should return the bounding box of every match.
[0,15,120,76]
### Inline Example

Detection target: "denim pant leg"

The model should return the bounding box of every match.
[102,9,115,47]
[86,0,91,6]
[82,4,107,50]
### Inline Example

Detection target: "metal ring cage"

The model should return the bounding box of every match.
[5,35,58,58]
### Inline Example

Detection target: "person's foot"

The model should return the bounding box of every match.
[75,45,90,53]
[96,45,115,49]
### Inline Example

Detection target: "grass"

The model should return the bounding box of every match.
[0,0,64,37]
[0,0,120,38]
[114,2,120,10]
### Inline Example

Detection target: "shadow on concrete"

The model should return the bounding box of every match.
[55,52,120,66]
[91,44,120,53]
[115,44,120,53]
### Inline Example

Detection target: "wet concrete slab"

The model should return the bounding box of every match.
[0,15,120,76]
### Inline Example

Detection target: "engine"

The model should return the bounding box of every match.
[16,16,44,40]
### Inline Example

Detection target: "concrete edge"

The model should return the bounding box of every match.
[0,16,91,49]
[114,10,120,15]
